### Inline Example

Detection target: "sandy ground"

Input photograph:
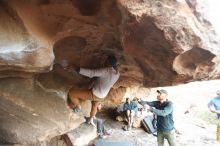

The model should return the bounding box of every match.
[89,80,220,146]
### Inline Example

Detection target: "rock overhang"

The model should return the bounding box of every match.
[0,0,220,144]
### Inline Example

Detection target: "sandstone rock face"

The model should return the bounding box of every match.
[1,0,219,84]
[118,0,220,85]
[0,1,54,77]
[0,77,90,145]
[0,0,220,145]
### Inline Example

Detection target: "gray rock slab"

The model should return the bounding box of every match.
[66,123,97,146]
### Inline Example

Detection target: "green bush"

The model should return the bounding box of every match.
[198,111,218,125]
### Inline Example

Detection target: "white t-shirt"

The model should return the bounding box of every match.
[79,67,120,98]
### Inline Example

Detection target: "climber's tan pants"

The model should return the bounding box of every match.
[217,119,220,142]
[68,89,101,117]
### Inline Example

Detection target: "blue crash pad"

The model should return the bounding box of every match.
[95,139,133,146]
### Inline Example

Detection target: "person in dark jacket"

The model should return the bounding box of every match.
[140,89,176,146]
[123,98,137,131]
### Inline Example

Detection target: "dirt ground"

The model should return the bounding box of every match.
[89,80,220,146]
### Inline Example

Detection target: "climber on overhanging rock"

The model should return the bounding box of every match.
[66,55,120,119]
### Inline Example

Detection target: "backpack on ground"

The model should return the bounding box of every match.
[141,114,157,134]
